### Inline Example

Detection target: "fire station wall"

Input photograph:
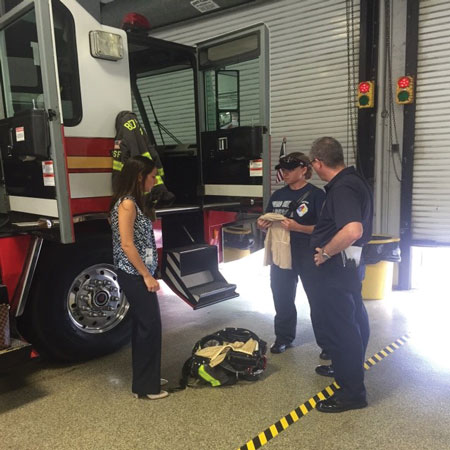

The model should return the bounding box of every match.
[374,0,407,237]
[148,0,360,193]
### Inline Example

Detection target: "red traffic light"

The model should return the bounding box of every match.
[357,81,374,108]
[396,76,414,104]
[359,82,371,93]
[398,76,411,88]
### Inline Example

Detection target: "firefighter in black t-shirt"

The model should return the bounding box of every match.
[309,137,373,413]
[257,152,328,357]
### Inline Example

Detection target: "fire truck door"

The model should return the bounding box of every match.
[0,0,73,243]
[195,24,271,206]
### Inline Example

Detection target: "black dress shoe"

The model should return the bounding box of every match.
[270,342,292,354]
[319,350,331,360]
[315,364,335,377]
[316,396,368,413]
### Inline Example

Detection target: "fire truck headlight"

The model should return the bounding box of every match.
[89,31,123,61]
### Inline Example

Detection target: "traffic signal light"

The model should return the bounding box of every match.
[357,81,374,108]
[396,75,414,104]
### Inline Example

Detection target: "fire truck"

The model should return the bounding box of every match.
[0,0,270,365]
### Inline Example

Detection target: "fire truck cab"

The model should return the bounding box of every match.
[0,0,269,364]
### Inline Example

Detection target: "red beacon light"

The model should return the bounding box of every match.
[121,12,151,32]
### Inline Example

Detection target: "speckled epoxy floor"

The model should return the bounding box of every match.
[1,251,450,450]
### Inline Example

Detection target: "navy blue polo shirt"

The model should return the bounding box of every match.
[310,166,373,249]
[266,183,325,249]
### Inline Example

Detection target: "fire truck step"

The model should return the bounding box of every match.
[162,244,239,309]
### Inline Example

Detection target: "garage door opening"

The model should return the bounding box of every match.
[406,246,450,370]
[411,246,450,291]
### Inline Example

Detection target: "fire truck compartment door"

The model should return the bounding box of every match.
[0,1,73,243]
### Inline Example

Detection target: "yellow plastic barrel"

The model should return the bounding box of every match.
[361,237,400,300]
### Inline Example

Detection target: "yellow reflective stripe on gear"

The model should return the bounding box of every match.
[157,167,165,176]
[141,151,153,160]
[113,160,123,171]
[155,175,164,186]
[197,365,221,387]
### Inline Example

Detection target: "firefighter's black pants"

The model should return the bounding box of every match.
[270,243,328,351]
[117,269,162,396]
[310,255,370,402]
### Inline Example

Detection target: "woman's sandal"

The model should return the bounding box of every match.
[133,390,169,400]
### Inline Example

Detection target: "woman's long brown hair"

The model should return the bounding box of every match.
[110,155,156,211]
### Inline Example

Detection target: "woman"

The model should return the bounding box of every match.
[257,152,328,357]
[110,155,168,400]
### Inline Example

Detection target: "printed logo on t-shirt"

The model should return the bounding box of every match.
[272,200,291,208]
[296,202,308,217]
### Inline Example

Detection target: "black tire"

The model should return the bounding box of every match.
[17,233,131,362]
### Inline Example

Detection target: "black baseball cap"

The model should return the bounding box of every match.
[275,154,310,171]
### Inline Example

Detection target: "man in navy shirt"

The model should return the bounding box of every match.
[309,137,373,413]
[258,152,327,357]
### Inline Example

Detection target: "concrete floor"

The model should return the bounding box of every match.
[1,250,450,450]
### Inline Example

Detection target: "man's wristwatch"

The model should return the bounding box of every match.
[322,249,331,261]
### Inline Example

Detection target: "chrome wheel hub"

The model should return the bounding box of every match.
[67,264,129,334]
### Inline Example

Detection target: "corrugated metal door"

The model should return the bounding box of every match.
[413,0,450,243]
[150,0,360,191]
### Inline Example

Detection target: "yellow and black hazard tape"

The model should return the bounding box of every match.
[238,333,410,450]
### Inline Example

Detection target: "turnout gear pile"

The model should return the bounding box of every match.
[112,111,175,213]
[178,328,267,388]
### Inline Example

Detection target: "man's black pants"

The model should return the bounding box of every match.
[270,243,328,351]
[311,255,370,402]
[117,269,162,396]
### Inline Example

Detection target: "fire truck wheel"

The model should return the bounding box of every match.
[17,234,131,362]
